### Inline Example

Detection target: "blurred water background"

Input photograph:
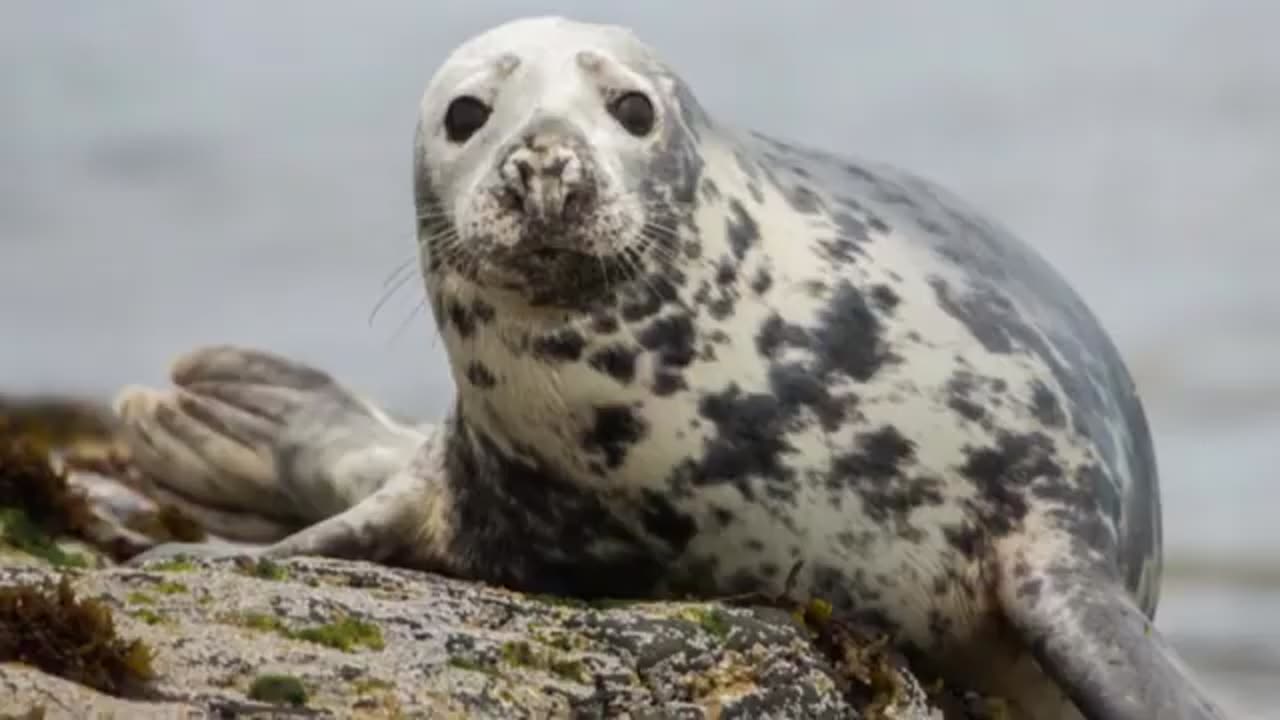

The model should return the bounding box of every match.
[2,2,1277,715]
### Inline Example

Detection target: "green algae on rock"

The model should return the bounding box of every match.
[0,507,91,569]
[247,673,309,707]
[238,556,289,581]
[223,609,385,653]
[0,440,98,566]
[290,615,385,652]
[146,556,197,573]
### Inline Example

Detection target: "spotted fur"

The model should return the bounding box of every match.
[116,16,1225,720]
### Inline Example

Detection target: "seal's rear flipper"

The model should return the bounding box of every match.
[996,548,1227,720]
[115,345,429,541]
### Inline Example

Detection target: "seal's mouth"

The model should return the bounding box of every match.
[518,245,587,263]
[479,241,620,307]
[495,241,595,273]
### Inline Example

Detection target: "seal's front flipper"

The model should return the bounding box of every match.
[996,548,1227,720]
[129,443,449,571]
[115,345,429,543]
[128,538,268,566]
[257,456,445,566]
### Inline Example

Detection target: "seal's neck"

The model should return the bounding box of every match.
[426,242,720,483]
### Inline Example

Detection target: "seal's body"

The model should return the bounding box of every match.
[116,17,1225,720]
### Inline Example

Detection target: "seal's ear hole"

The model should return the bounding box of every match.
[444,96,491,144]
[609,92,655,137]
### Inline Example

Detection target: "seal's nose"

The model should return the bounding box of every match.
[500,129,589,225]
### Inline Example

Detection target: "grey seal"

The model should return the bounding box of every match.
[113,16,1226,720]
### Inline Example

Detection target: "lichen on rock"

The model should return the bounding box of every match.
[0,556,949,718]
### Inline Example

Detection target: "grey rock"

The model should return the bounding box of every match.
[0,556,945,719]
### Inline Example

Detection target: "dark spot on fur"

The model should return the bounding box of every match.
[750,267,773,295]
[755,313,809,359]
[592,312,620,334]
[639,489,697,551]
[726,199,760,260]
[447,300,476,338]
[1079,464,1121,532]
[812,280,898,382]
[833,425,916,483]
[828,427,944,532]
[817,211,874,265]
[715,257,736,286]
[653,371,687,396]
[591,308,622,330]
[708,296,735,320]
[620,284,671,323]
[1031,463,1121,557]
[533,328,587,362]
[870,284,900,313]
[943,523,982,560]
[638,314,697,368]
[959,431,1064,536]
[787,184,822,214]
[589,344,638,384]
[581,404,648,470]
[712,507,734,527]
[836,530,871,552]
[1030,380,1066,428]
[930,278,1015,354]
[818,237,864,265]
[945,371,986,424]
[699,177,721,203]
[832,212,869,242]
[767,363,847,431]
[471,299,496,324]
[686,384,797,497]
[466,362,496,388]
[1017,578,1044,600]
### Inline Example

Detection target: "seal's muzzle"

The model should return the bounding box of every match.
[497,118,597,238]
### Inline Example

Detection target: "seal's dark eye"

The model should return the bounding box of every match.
[609,92,655,137]
[444,96,491,143]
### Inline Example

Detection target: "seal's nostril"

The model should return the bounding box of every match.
[515,160,534,191]
[502,187,523,211]
[563,190,588,219]
[544,157,569,178]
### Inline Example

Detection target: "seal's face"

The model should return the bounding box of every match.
[414,17,702,309]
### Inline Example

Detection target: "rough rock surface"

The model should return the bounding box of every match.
[0,556,945,719]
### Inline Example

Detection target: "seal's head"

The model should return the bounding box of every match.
[414,17,706,310]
